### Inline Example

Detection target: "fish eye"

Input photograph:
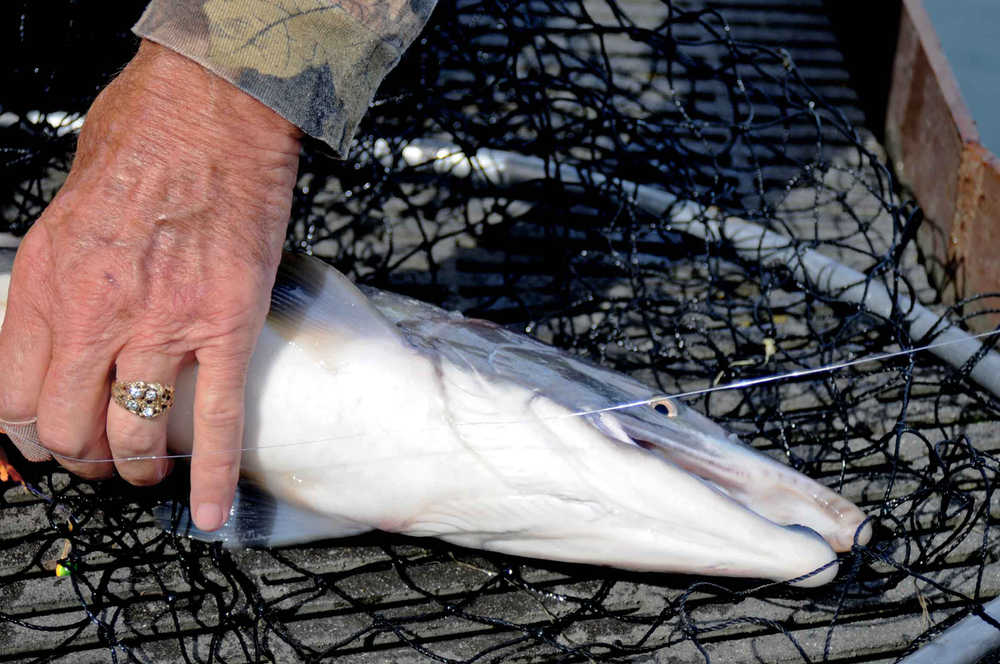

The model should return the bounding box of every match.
[651,399,677,417]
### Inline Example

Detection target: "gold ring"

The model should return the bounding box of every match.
[111,381,174,419]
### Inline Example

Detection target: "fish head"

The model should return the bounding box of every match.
[369,286,871,587]
[418,391,851,589]
[592,396,872,554]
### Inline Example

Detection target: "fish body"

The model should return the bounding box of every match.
[164,254,869,587]
[0,250,870,587]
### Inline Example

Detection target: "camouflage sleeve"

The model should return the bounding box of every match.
[133,0,437,156]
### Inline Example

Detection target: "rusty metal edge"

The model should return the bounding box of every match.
[886,0,1000,320]
[894,0,979,143]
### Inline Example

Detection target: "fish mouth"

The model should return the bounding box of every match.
[594,400,872,554]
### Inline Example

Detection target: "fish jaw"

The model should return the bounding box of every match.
[394,393,842,588]
[603,400,872,553]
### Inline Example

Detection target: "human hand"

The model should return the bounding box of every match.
[0,40,301,530]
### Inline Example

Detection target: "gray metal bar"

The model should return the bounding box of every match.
[897,596,1000,664]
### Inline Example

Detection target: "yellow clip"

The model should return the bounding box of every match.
[763,338,776,364]
[44,539,73,576]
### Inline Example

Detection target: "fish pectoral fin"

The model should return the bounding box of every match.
[268,252,407,353]
[154,480,369,548]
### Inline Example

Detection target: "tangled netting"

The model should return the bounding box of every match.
[3,0,1000,662]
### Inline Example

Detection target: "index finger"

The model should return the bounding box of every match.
[189,348,249,532]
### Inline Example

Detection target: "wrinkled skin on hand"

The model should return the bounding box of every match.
[0,40,302,530]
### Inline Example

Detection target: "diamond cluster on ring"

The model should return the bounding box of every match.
[112,380,175,420]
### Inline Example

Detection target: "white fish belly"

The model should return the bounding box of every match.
[168,326,840,586]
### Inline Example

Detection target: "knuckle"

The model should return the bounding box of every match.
[116,460,164,486]
[192,446,242,483]
[64,275,135,330]
[195,454,241,478]
[12,230,52,279]
[35,419,90,458]
[74,287,128,323]
[108,425,165,458]
[64,461,113,481]
[196,399,244,433]
[0,389,36,422]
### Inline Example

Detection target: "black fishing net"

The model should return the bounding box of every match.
[3,0,1000,662]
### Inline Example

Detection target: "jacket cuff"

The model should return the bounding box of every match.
[133,0,437,157]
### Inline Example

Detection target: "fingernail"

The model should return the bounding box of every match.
[194,503,224,531]
[157,459,174,482]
